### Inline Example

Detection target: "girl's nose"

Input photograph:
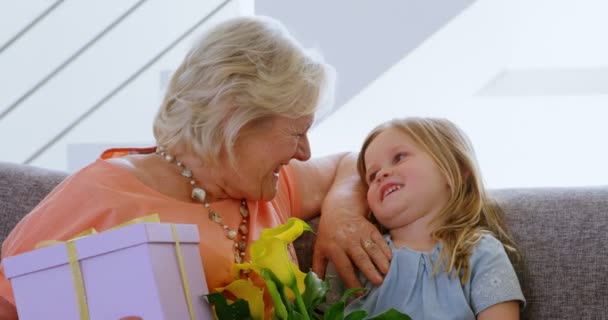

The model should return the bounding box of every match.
[375,168,391,183]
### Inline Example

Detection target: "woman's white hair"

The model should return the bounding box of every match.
[153,15,335,166]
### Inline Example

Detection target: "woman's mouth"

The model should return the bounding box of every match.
[273,166,282,178]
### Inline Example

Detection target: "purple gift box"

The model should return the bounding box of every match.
[3,223,214,320]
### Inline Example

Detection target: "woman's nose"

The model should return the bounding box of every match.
[294,135,311,161]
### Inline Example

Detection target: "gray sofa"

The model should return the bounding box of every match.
[1,161,607,319]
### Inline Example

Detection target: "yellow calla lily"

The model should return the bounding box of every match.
[247,237,299,287]
[292,261,306,294]
[259,217,313,244]
[226,218,313,319]
[234,261,305,299]
[216,279,265,320]
[235,218,310,293]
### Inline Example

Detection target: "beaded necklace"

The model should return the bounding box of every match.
[156,147,249,263]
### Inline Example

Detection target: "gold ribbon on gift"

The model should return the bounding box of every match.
[35,214,195,320]
[171,224,195,320]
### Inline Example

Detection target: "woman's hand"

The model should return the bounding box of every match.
[313,209,391,288]
[311,153,391,289]
[0,297,17,320]
[0,297,143,320]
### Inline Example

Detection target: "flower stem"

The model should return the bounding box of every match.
[267,280,288,320]
[291,283,310,320]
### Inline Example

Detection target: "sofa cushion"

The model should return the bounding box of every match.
[0,162,67,245]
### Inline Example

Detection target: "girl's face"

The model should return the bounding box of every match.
[363,128,450,232]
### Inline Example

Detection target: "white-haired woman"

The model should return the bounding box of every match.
[0,16,390,319]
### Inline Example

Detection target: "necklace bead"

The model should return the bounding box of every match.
[191,187,207,203]
[157,147,248,263]
[227,230,237,239]
[181,168,192,178]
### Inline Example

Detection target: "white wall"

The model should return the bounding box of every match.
[255,0,474,113]
[0,0,252,171]
[309,0,608,189]
[2,0,607,189]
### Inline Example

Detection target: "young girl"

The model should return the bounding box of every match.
[345,117,525,319]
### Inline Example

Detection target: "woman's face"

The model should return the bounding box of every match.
[224,114,314,201]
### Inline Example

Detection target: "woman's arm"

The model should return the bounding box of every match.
[290,152,347,221]
[291,153,391,288]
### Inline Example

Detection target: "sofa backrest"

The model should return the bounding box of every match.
[1,161,607,319]
[0,162,68,244]
[493,187,608,319]
[297,187,608,319]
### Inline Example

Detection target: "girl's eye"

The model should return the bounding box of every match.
[393,152,407,163]
[367,171,377,183]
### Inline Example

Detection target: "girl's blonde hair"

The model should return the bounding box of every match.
[357,117,517,284]
[153,16,335,166]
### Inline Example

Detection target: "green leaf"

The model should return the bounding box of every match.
[312,312,323,320]
[287,311,308,320]
[323,300,345,320]
[367,308,412,320]
[206,292,252,320]
[344,310,368,320]
[302,271,330,311]
[339,288,367,304]
[323,288,366,320]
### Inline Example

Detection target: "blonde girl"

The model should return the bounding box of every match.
[346,117,525,320]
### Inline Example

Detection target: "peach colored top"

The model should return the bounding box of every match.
[0,148,303,305]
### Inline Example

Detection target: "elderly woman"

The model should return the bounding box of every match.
[0,16,390,318]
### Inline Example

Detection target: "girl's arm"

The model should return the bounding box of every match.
[470,236,525,320]
[477,301,520,320]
